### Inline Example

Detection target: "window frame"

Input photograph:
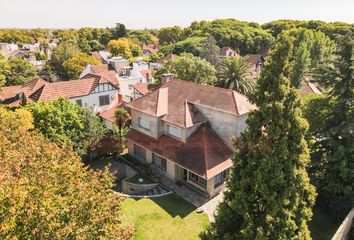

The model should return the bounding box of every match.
[133,144,146,160]
[75,99,82,107]
[138,117,150,131]
[152,153,167,171]
[167,124,182,139]
[188,172,207,189]
[99,95,110,106]
[214,169,229,188]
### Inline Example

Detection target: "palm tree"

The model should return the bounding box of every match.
[217,57,255,95]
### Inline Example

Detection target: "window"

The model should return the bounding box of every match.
[188,172,207,189]
[214,169,230,188]
[152,153,167,171]
[134,144,146,160]
[167,125,182,139]
[76,99,82,107]
[138,117,150,131]
[99,95,110,106]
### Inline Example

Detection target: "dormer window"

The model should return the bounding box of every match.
[167,125,182,139]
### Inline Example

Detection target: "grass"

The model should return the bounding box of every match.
[121,194,210,240]
[309,205,342,240]
[125,174,155,185]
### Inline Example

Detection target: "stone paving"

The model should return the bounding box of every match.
[199,190,225,222]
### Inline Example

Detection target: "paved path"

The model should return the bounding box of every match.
[199,191,225,222]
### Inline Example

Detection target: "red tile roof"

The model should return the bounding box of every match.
[142,44,159,54]
[127,79,256,127]
[131,83,150,95]
[90,51,104,62]
[87,64,119,87]
[99,102,126,123]
[139,69,153,80]
[126,123,232,179]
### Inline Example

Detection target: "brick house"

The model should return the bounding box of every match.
[125,79,256,197]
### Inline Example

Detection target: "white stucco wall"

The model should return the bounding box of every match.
[69,84,118,113]
[131,109,159,139]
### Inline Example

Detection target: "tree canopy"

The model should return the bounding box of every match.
[203,32,316,240]
[26,98,107,157]
[0,106,134,239]
[62,52,100,79]
[155,53,217,84]
[5,57,37,86]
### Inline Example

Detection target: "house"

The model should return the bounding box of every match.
[219,47,240,58]
[90,50,111,63]
[150,53,177,69]
[0,43,19,59]
[0,75,120,113]
[131,82,150,100]
[81,57,154,102]
[299,77,323,97]
[244,54,265,78]
[125,79,256,197]
[142,44,159,56]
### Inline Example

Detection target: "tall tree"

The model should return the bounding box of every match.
[202,33,316,240]
[312,34,354,214]
[0,106,134,239]
[216,57,255,96]
[112,23,127,39]
[6,57,37,86]
[114,108,131,154]
[0,55,9,87]
[107,38,133,60]
[200,35,220,66]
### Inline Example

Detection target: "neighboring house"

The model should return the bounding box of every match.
[0,43,19,59]
[90,50,111,63]
[81,57,154,102]
[244,54,265,78]
[99,101,126,129]
[0,75,120,113]
[219,47,240,58]
[150,53,177,69]
[131,82,150,100]
[142,44,159,56]
[125,79,256,197]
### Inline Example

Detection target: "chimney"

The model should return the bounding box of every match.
[161,73,174,84]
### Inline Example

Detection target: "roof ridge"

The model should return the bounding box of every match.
[232,91,239,115]
[172,79,236,93]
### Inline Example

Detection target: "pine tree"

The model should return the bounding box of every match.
[313,34,354,214]
[202,33,316,240]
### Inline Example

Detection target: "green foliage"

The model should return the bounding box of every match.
[155,53,217,84]
[47,42,81,79]
[62,52,100,79]
[130,43,143,57]
[311,34,354,214]
[186,19,274,54]
[128,30,158,44]
[158,26,183,44]
[203,32,316,240]
[199,35,220,66]
[216,57,255,95]
[0,106,134,239]
[0,58,10,87]
[112,23,128,39]
[0,29,48,44]
[26,98,107,157]
[113,108,131,154]
[172,36,206,56]
[5,57,37,86]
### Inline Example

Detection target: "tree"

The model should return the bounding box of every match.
[202,33,316,240]
[62,52,100,79]
[107,38,133,59]
[5,57,37,86]
[112,23,128,39]
[130,43,143,57]
[0,57,10,87]
[48,42,80,79]
[155,53,217,84]
[216,57,255,96]
[158,26,183,44]
[26,98,107,157]
[0,106,134,239]
[172,37,206,56]
[114,108,131,154]
[200,35,220,66]
[312,34,354,214]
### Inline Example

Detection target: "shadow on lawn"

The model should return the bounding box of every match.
[149,194,197,218]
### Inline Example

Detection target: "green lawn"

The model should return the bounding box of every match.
[121,194,210,240]
[125,174,155,184]
[309,205,342,240]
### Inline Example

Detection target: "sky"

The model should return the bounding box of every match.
[1,0,353,29]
